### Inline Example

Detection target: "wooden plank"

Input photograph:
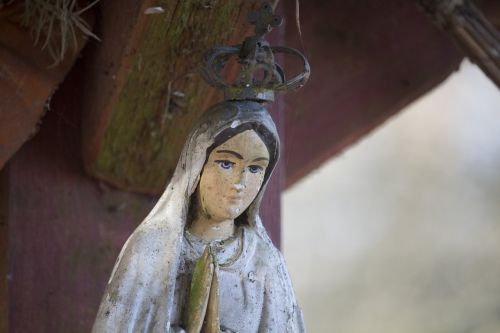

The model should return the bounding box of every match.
[0,167,8,333]
[418,0,500,88]
[82,0,263,194]
[283,0,464,188]
[476,0,500,29]
[6,58,156,332]
[0,3,93,170]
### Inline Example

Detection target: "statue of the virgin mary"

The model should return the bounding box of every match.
[92,4,310,332]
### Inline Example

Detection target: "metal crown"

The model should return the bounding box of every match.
[200,2,310,103]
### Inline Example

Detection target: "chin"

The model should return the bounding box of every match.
[225,206,244,219]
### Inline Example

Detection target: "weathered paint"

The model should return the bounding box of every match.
[187,247,214,332]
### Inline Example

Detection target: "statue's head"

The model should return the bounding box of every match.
[197,123,277,222]
[182,100,279,227]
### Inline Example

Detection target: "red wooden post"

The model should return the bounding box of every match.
[258,2,286,248]
[4,61,155,332]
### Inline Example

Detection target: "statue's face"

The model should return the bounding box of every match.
[198,129,270,221]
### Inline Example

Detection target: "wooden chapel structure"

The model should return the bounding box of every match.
[0,0,499,331]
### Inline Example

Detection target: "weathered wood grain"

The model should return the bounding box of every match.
[0,167,8,333]
[82,0,263,194]
[417,0,500,88]
[474,0,500,29]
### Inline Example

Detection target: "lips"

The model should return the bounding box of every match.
[226,195,243,202]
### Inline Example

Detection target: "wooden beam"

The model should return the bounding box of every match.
[418,0,500,88]
[0,2,93,170]
[82,0,263,194]
[283,0,464,188]
[476,0,500,29]
[0,167,8,333]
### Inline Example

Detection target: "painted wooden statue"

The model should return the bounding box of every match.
[92,3,310,332]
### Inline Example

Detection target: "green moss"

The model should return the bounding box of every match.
[94,1,250,193]
[187,247,212,329]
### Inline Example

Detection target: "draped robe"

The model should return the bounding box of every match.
[92,101,305,333]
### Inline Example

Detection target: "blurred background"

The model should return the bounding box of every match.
[284,60,500,333]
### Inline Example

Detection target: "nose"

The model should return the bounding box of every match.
[233,170,248,191]
[234,183,245,191]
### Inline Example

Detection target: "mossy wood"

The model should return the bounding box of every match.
[82,0,265,194]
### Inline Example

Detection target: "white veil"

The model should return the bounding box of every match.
[92,100,284,333]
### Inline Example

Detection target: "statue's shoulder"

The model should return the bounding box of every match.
[121,220,179,258]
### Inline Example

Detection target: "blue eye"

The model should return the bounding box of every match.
[248,165,263,173]
[215,160,234,170]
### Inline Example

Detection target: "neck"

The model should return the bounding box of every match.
[188,214,235,241]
